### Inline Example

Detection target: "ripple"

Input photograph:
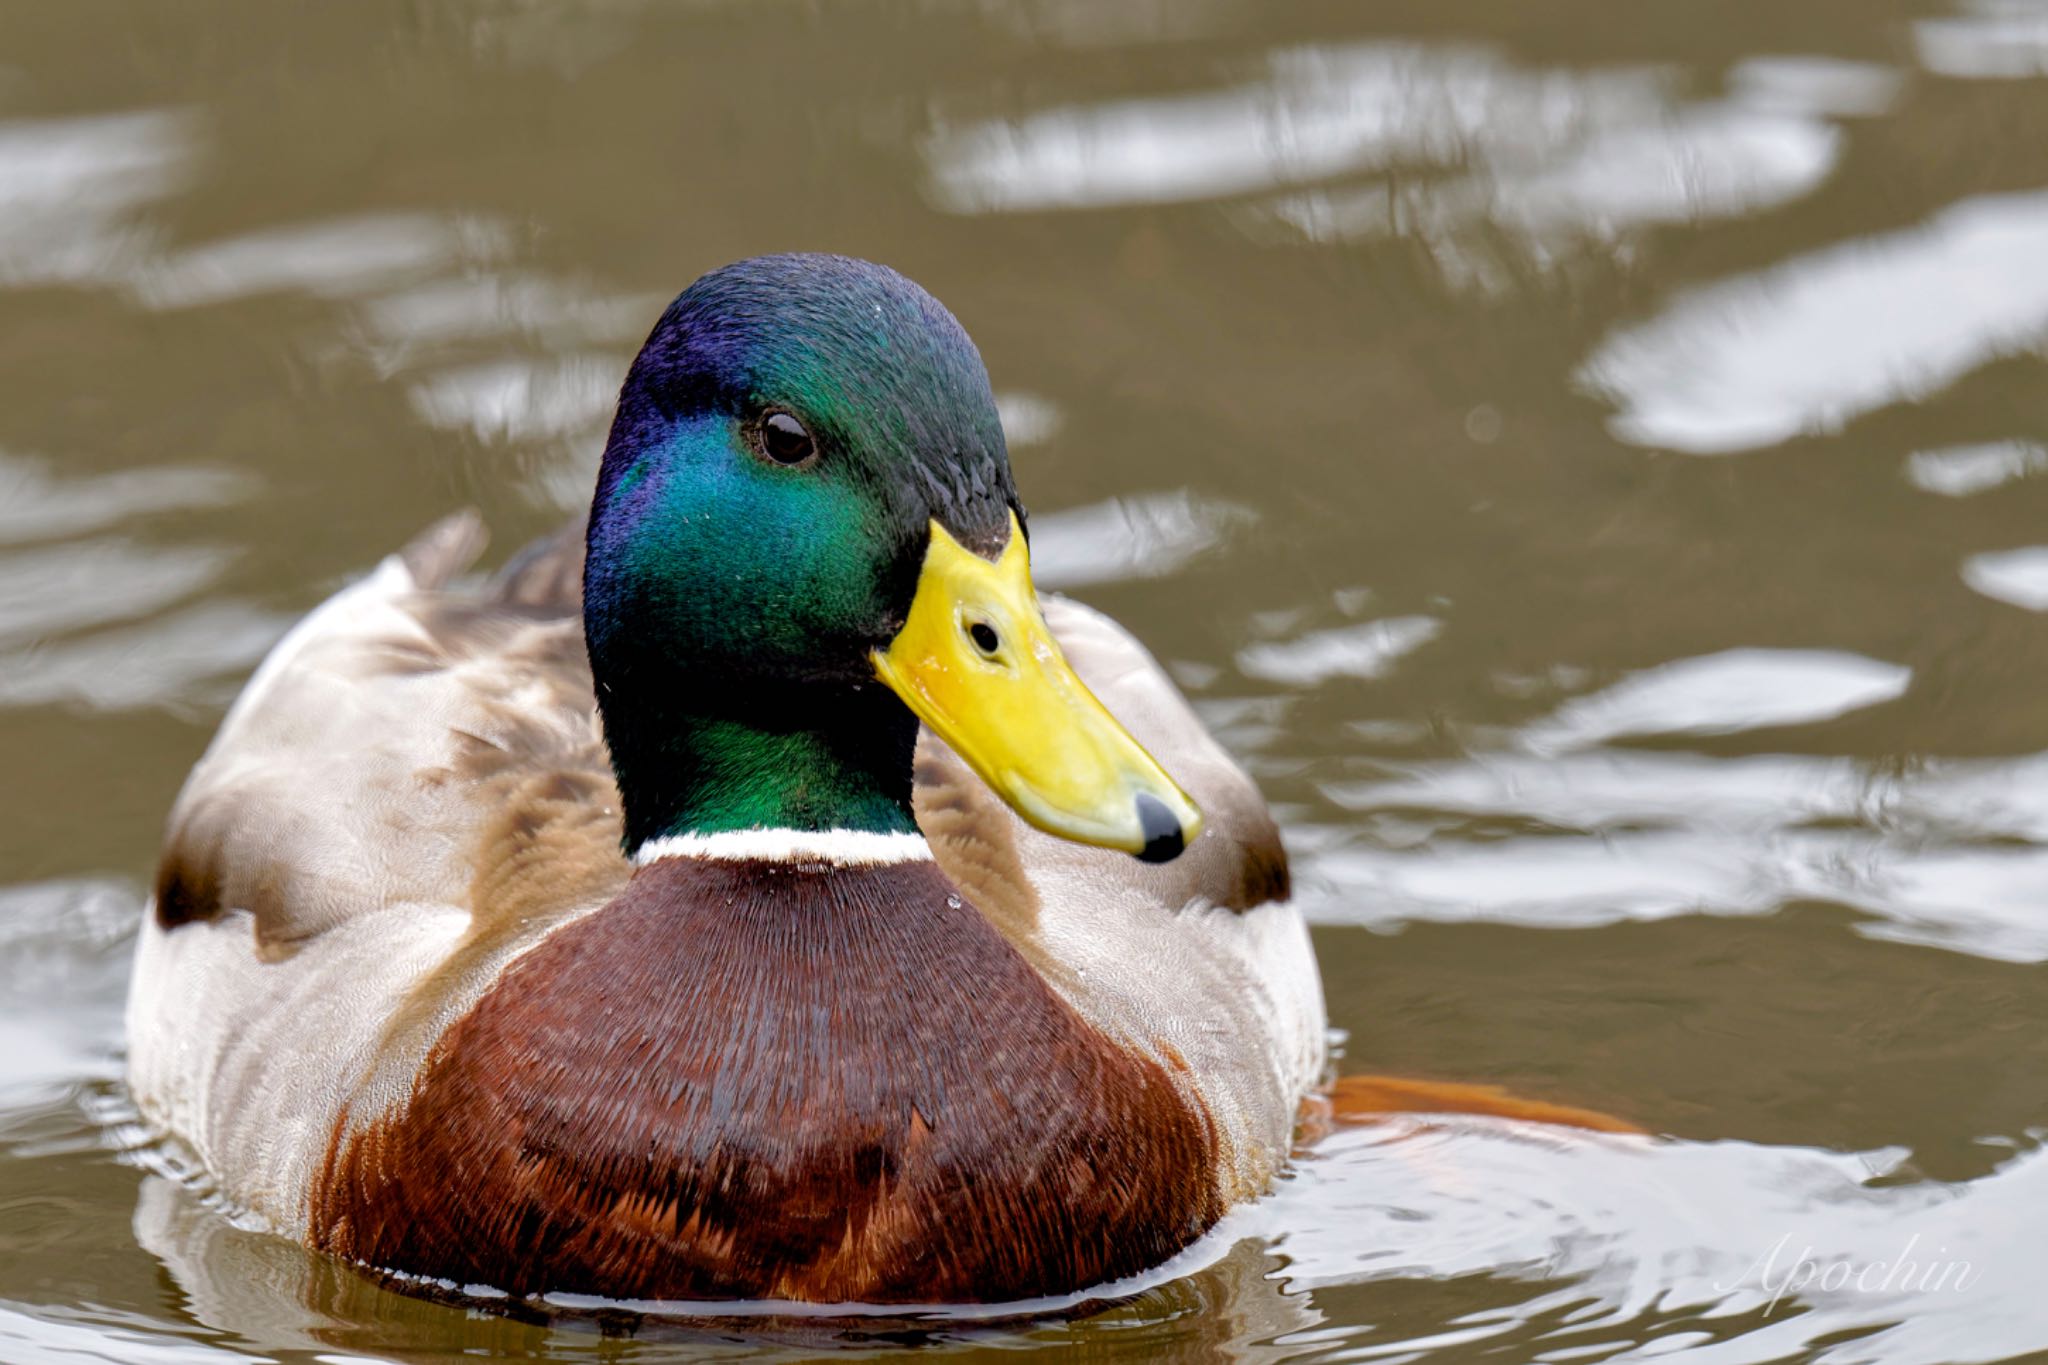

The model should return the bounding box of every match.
[0,454,251,546]
[926,43,1665,213]
[0,111,192,289]
[1273,98,1841,267]
[1521,648,1912,752]
[132,213,509,310]
[1727,55,1906,118]
[1581,190,2048,453]
[0,601,292,713]
[0,1301,261,1365]
[995,391,1062,448]
[1030,490,1252,589]
[1307,745,2048,961]
[406,354,619,445]
[1236,615,1442,687]
[927,40,1877,291]
[1904,440,2048,496]
[356,272,655,352]
[0,540,229,649]
[1260,1122,2048,1365]
[0,879,135,1120]
[1917,0,2048,80]
[1962,546,2048,610]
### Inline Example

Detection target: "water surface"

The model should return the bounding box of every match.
[4,0,2048,1360]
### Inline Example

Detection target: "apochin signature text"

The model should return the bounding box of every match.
[1718,1233,1979,1312]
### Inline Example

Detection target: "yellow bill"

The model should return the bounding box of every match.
[871,512,1202,863]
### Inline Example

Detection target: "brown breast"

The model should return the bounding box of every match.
[308,855,1222,1304]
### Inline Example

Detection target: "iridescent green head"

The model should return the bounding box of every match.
[586,254,1200,861]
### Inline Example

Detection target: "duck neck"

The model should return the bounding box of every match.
[600,680,922,855]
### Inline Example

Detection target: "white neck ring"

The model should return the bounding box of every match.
[632,828,934,867]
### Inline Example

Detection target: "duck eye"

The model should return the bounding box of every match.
[757,411,816,466]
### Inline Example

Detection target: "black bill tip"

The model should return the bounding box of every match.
[1134,792,1186,864]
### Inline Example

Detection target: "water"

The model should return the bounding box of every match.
[3,0,2047,1359]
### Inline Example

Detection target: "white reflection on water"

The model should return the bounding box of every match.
[1237,615,1443,687]
[1917,0,2048,79]
[1581,190,2048,454]
[926,44,1667,213]
[0,601,292,713]
[1309,745,2048,962]
[995,391,1062,448]
[0,456,266,713]
[0,108,528,327]
[407,355,620,445]
[1521,648,1911,753]
[929,43,1889,284]
[1962,546,2048,610]
[1727,55,1905,118]
[1029,490,1252,589]
[132,213,510,311]
[1261,1121,2047,1365]
[408,354,623,510]
[1273,100,1838,268]
[0,540,229,650]
[0,879,133,1116]
[0,1301,261,1365]
[0,454,251,546]
[1904,440,2048,496]
[355,272,657,355]
[0,112,192,288]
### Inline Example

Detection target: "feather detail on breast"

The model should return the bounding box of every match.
[309,856,1223,1304]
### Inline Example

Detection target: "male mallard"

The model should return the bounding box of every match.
[126,254,1327,1305]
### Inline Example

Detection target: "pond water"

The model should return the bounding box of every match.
[4,0,2048,1360]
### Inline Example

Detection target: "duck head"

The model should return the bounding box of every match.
[584,254,1200,861]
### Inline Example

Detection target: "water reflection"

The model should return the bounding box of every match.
[133,213,509,311]
[0,112,191,288]
[1904,439,2048,495]
[1307,744,2048,962]
[0,879,133,1117]
[927,42,1898,291]
[1521,648,1912,753]
[0,455,249,546]
[1237,616,1443,687]
[1029,490,1252,589]
[1267,1122,2045,1365]
[1918,0,2048,80]
[1962,546,2048,610]
[1729,55,1905,118]
[995,391,1063,448]
[353,272,655,357]
[0,601,291,713]
[1581,190,2048,453]
[1270,95,1840,272]
[926,44,1669,213]
[406,354,619,447]
[0,540,229,649]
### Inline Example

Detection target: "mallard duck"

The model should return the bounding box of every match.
[125,253,1327,1306]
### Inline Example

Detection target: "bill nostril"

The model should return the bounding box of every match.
[1133,792,1185,864]
[968,621,1001,655]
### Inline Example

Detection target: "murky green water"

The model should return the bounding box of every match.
[5,0,2048,1359]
